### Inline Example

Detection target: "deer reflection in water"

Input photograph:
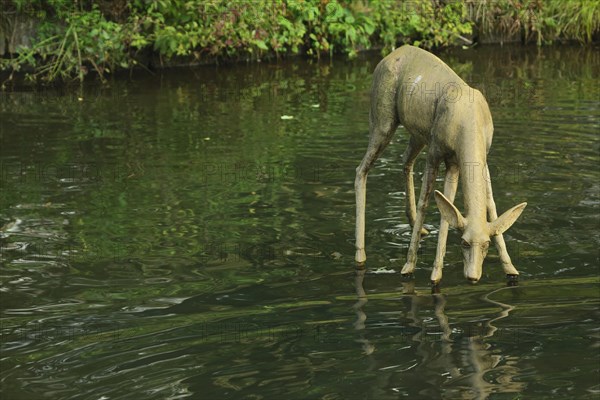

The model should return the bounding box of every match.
[353,268,525,399]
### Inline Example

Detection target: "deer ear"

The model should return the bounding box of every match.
[488,202,527,236]
[434,190,466,230]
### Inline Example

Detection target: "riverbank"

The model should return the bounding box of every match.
[1,0,598,87]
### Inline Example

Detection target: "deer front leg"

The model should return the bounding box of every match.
[403,137,428,235]
[485,165,519,277]
[355,123,397,264]
[401,158,439,276]
[354,155,376,265]
[355,162,368,264]
[431,164,459,284]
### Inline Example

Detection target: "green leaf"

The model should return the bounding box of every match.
[254,40,268,50]
[347,28,356,42]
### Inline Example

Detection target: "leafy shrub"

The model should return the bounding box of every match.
[0,0,597,85]
[371,0,472,52]
[1,2,142,83]
[470,0,600,45]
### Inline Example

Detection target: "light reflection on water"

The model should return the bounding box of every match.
[0,45,599,398]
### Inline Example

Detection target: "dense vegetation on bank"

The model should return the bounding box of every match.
[0,0,598,85]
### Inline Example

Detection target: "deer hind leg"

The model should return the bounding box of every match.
[485,164,520,276]
[431,163,459,284]
[403,136,427,235]
[401,156,440,276]
[355,120,398,264]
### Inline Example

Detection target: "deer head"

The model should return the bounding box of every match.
[434,190,527,282]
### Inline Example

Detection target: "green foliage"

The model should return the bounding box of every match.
[138,0,284,58]
[471,0,600,45]
[545,0,600,44]
[134,0,374,61]
[0,0,598,85]
[322,2,375,58]
[1,2,141,83]
[371,0,472,53]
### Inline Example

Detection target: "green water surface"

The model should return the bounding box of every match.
[1,45,599,399]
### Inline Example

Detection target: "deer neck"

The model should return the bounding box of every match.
[456,129,488,223]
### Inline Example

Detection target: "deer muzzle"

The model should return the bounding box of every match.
[463,247,485,282]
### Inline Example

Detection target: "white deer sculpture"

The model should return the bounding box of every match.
[354,45,527,283]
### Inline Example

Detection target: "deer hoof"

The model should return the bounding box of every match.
[502,263,519,276]
[355,249,366,264]
[431,284,441,294]
[400,262,415,276]
[506,274,519,286]
[430,267,442,284]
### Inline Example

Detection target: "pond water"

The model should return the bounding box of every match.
[1,45,598,399]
